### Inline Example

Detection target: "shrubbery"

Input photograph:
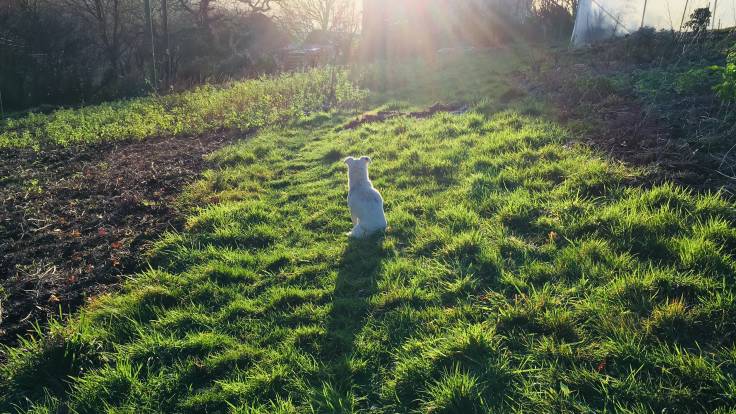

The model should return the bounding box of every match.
[0,68,366,149]
[713,46,736,101]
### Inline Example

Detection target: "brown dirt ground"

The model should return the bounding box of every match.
[343,102,469,130]
[0,132,238,344]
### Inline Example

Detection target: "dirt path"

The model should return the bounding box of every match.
[0,132,237,344]
[342,103,469,130]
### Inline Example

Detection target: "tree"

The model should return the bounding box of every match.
[685,7,711,33]
[1,0,290,111]
[59,0,139,78]
[177,0,278,34]
[531,0,578,39]
[239,0,276,12]
[0,0,110,109]
[277,0,359,40]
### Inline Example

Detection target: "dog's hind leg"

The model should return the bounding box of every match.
[348,224,367,239]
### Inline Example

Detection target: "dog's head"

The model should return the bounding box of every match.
[344,156,371,168]
[344,156,371,178]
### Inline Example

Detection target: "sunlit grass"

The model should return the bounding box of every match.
[354,50,531,107]
[0,68,366,149]
[2,52,736,413]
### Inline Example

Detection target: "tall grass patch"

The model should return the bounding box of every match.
[0,68,366,149]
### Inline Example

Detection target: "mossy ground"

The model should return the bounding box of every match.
[2,51,736,413]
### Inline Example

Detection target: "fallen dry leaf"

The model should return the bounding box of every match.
[548,231,559,243]
[596,359,607,373]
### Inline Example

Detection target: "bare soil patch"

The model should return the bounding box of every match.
[0,132,237,344]
[343,102,468,130]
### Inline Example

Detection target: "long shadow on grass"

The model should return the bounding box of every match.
[321,235,384,382]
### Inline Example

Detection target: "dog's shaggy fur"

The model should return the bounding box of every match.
[345,156,387,238]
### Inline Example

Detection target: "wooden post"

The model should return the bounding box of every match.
[679,0,690,31]
[641,0,649,28]
[712,0,718,30]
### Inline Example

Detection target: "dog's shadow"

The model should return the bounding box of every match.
[321,233,385,375]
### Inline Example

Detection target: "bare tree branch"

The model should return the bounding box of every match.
[277,0,358,40]
[238,0,275,13]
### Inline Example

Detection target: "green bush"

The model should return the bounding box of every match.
[675,68,721,94]
[713,46,736,101]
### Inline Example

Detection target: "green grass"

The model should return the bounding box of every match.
[354,51,531,107]
[2,51,736,413]
[0,68,365,149]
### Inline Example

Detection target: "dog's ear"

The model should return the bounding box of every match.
[361,156,371,164]
[344,156,355,165]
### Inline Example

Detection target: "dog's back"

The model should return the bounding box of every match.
[348,185,387,230]
[345,156,387,238]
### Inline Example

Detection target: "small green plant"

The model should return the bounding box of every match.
[24,178,43,195]
[675,68,721,94]
[634,63,729,106]
[713,46,736,101]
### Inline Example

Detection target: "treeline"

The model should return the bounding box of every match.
[0,0,290,112]
[361,0,579,59]
[1,0,579,112]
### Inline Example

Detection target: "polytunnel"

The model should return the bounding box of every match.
[572,0,736,45]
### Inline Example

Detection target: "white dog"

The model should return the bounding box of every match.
[345,156,387,238]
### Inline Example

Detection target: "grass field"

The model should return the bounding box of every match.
[0,68,365,150]
[2,51,736,413]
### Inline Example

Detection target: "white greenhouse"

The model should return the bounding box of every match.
[572,0,736,45]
